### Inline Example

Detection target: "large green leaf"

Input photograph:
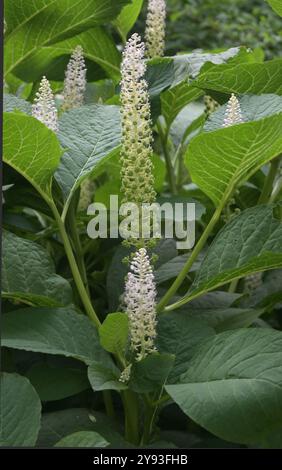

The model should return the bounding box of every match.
[0,372,41,446]
[3,112,62,203]
[166,328,282,445]
[204,94,282,132]
[113,0,143,42]
[161,82,203,128]
[55,431,109,448]
[3,93,31,114]
[194,59,282,95]
[88,361,127,392]
[174,205,282,308]
[157,315,215,382]
[186,113,282,207]
[26,364,89,401]
[2,307,107,365]
[4,0,129,76]
[129,353,175,393]
[99,312,129,356]
[55,104,121,217]
[2,231,72,306]
[266,0,282,17]
[13,27,121,83]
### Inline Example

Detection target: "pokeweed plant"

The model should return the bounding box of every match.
[2,0,282,449]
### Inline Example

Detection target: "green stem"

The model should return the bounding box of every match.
[258,158,280,204]
[122,390,140,446]
[157,119,177,195]
[50,202,101,328]
[228,278,240,293]
[157,203,224,313]
[67,196,90,296]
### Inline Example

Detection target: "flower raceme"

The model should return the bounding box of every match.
[61,45,87,112]
[145,0,166,58]
[32,76,58,132]
[124,248,157,361]
[223,93,243,127]
[120,33,156,209]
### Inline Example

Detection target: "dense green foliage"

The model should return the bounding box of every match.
[2,0,282,450]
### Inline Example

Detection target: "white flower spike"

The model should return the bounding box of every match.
[62,45,87,111]
[223,93,243,127]
[120,33,155,206]
[145,0,166,58]
[124,248,157,361]
[32,76,58,132]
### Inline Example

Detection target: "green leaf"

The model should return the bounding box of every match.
[26,364,89,401]
[166,328,282,445]
[4,93,31,114]
[161,82,203,128]
[0,372,41,446]
[37,408,127,447]
[186,113,282,207]
[113,0,144,42]
[178,204,282,308]
[266,0,282,17]
[88,360,127,391]
[13,27,121,83]
[2,306,107,365]
[157,315,215,382]
[194,59,282,95]
[99,312,129,355]
[55,104,121,217]
[55,431,109,448]
[205,94,282,132]
[4,0,130,77]
[129,353,175,393]
[2,231,72,306]
[3,112,62,203]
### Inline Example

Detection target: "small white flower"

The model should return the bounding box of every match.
[32,76,58,132]
[124,248,157,361]
[119,364,132,383]
[62,46,87,111]
[145,0,166,58]
[223,93,243,127]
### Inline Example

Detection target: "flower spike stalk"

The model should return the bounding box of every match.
[32,76,58,132]
[120,33,156,207]
[223,93,243,127]
[124,248,157,361]
[145,0,166,58]
[61,45,87,112]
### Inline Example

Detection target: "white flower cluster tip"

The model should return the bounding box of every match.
[223,93,243,127]
[120,33,155,207]
[62,45,87,112]
[32,76,58,132]
[145,0,166,58]
[124,248,157,361]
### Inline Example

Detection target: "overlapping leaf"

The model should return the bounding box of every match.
[186,113,282,207]
[174,205,282,307]
[55,104,121,216]
[0,373,41,446]
[166,328,282,444]
[2,307,107,365]
[4,0,130,76]
[3,112,62,202]
[2,231,72,306]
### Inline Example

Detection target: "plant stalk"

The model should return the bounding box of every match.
[258,157,280,204]
[157,119,177,195]
[157,203,224,313]
[50,202,101,328]
[122,390,140,446]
